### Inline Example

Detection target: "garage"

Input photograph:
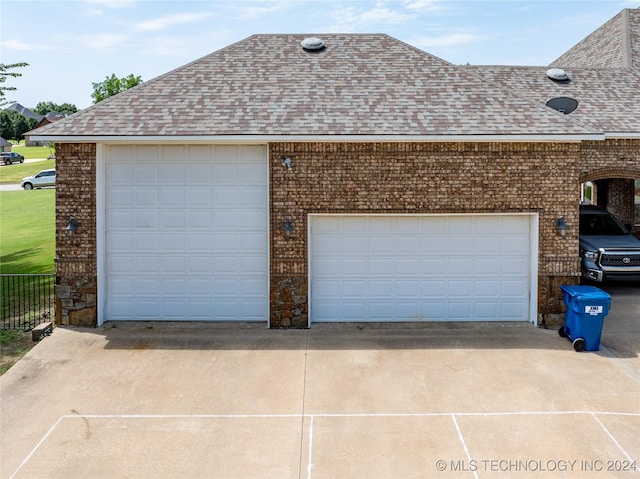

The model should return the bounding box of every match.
[309,214,537,323]
[101,145,269,322]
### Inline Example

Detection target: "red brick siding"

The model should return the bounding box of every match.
[270,142,582,327]
[56,139,635,328]
[55,143,97,326]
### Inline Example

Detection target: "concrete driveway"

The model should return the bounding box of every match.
[1,285,638,479]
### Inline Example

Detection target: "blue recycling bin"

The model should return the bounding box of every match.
[559,285,611,352]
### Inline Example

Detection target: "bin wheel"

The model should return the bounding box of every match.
[573,338,586,352]
[558,327,567,338]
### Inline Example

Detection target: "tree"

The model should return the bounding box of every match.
[91,73,143,103]
[0,62,29,107]
[0,109,37,141]
[33,101,78,116]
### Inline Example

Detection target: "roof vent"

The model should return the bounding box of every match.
[546,68,570,82]
[301,37,326,52]
[546,97,578,114]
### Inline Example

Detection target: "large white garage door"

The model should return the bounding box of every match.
[310,215,536,322]
[104,145,268,321]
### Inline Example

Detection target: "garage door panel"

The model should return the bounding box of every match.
[134,236,157,254]
[370,258,394,274]
[423,281,447,296]
[396,280,420,297]
[108,189,133,206]
[343,259,369,275]
[447,217,473,233]
[160,189,185,207]
[315,280,342,298]
[162,279,186,294]
[501,237,528,254]
[160,257,185,273]
[422,258,448,275]
[134,211,158,228]
[476,280,499,296]
[311,215,533,322]
[105,145,268,321]
[448,236,471,253]
[395,258,421,275]
[134,166,158,184]
[161,211,186,228]
[448,280,473,296]
[448,302,473,320]
[186,189,211,207]
[475,302,498,319]
[370,280,394,297]
[134,256,159,273]
[160,165,185,182]
[448,258,474,275]
[186,233,213,251]
[108,256,134,274]
[475,237,501,253]
[187,166,213,184]
[502,302,526,318]
[501,280,526,297]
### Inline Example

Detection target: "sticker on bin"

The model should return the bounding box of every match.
[585,305,603,315]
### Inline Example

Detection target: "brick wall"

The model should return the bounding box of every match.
[269,142,582,327]
[54,143,97,326]
[55,139,635,328]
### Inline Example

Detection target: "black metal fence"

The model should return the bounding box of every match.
[1,274,55,330]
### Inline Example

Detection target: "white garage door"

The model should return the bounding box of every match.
[310,215,536,322]
[104,145,268,321]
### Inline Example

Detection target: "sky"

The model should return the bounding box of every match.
[1,0,638,110]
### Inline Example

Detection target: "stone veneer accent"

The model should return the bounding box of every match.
[55,139,638,328]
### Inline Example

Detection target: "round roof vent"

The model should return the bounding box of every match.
[546,97,579,114]
[301,37,326,52]
[546,68,570,82]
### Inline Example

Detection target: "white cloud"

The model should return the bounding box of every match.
[403,0,442,11]
[1,40,34,51]
[234,2,291,20]
[329,2,414,32]
[83,33,128,50]
[135,12,213,32]
[80,0,137,8]
[411,32,483,48]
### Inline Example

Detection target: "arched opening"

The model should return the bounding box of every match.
[580,169,640,234]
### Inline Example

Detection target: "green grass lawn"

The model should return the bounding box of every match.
[0,159,56,184]
[0,189,55,273]
[12,145,54,160]
[0,189,55,373]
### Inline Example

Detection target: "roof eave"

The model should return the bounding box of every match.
[28,133,605,144]
[604,132,640,139]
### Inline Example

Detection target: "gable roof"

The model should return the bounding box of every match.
[466,65,640,136]
[0,137,11,147]
[31,34,597,142]
[550,8,640,69]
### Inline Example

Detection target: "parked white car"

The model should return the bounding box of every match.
[21,169,56,189]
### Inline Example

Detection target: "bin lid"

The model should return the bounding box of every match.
[560,285,611,301]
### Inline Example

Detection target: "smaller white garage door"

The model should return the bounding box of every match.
[310,214,536,322]
[104,145,268,321]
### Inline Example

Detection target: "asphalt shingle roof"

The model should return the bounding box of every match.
[32,34,597,139]
[551,8,640,69]
[466,66,640,134]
